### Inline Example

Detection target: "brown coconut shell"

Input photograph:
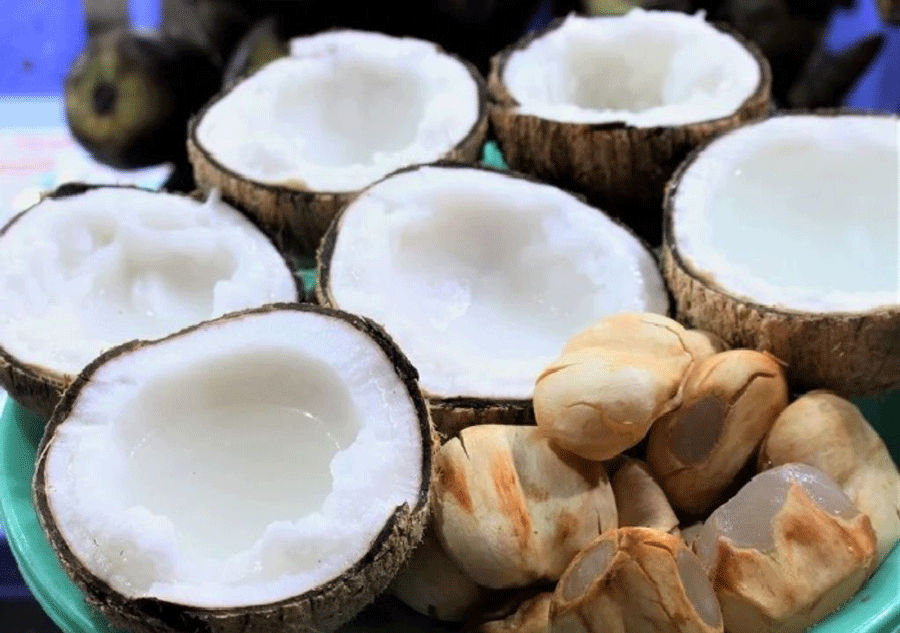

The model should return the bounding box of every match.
[0,183,304,420]
[487,18,773,246]
[33,303,434,633]
[188,37,490,256]
[662,113,900,397]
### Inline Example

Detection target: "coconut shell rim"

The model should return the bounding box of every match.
[487,15,773,133]
[662,109,900,320]
[186,31,491,199]
[31,305,433,625]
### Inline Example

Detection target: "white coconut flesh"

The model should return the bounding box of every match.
[41,309,423,608]
[693,464,860,569]
[673,115,900,313]
[325,166,668,399]
[195,30,480,192]
[502,10,761,127]
[0,188,297,377]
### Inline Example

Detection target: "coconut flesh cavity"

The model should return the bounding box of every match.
[671,115,899,313]
[321,166,668,402]
[35,307,428,618]
[501,10,761,127]
[195,30,481,192]
[0,187,297,380]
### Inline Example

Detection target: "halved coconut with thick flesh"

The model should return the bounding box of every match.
[664,114,900,396]
[316,165,669,434]
[33,304,432,633]
[189,30,488,254]
[0,185,301,419]
[488,9,771,244]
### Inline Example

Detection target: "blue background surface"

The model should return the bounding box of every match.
[828,1,900,113]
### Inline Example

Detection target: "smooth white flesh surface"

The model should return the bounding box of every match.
[673,115,900,312]
[502,10,760,126]
[42,310,423,607]
[693,464,859,570]
[196,31,480,192]
[326,167,669,399]
[0,188,297,376]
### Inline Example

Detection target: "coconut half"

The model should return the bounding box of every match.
[33,304,432,633]
[189,30,488,254]
[0,185,301,418]
[488,9,771,244]
[665,114,900,396]
[317,165,669,434]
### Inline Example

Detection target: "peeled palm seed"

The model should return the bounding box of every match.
[759,390,900,564]
[475,592,553,633]
[693,464,877,633]
[646,349,788,514]
[433,425,617,589]
[388,526,490,622]
[535,313,694,461]
[680,522,704,547]
[611,457,679,536]
[550,527,723,633]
